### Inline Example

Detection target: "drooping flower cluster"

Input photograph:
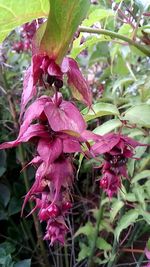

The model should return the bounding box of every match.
[0,13,96,243]
[0,91,95,244]
[92,133,144,197]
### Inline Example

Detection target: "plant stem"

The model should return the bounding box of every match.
[79,26,150,57]
[64,243,69,267]
[87,191,105,267]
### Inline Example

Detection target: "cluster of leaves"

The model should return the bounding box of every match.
[0,0,150,266]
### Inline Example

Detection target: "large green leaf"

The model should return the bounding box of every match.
[114,209,139,241]
[132,170,150,183]
[71,35,111,58]
[110,200,124,222]
[14,259,31,267]
[39,0,90,62]
[82,102,119,122]
[0,0,49,43]
[0,184,10,207]
[93,119,122,135]
[123,104,150,128]
[82,8,114,27]
[74,222,94,237]
[96,237,112,251]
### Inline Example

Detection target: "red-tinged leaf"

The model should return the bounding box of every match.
[38,0,90,63]
[81,130,101,141]
[0,124,48,150]
[92,133,120,155]
[44,97,86,134]
[121,135,144,148]
[21,96,50,133]
[49,157,74,203]
[63,138,81,153]
[20,66,36,117]
[62,57,92,106]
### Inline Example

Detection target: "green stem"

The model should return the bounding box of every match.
[64,243,69,267]
[79,26,150,57]
[88,191,105,267]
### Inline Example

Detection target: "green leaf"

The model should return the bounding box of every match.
[0,248,6,257]
[0,150,6,176]
[118,24,133,36]
[139,210,150,224]
[133,186,146,209]
[123,104,150,128]
[125,193,137,202]
[0,210,8,220]
[71,35,111,58]
[8,197,21,216]
[82,8,114,27]
[77,243,90,261]
[82,103,119,122]
[112,77,134,94]
[132,170,150,183]
[74,222,94,237]
[96,237,112,251]
[93,119,122,135]
[110,200,124,222]
[114,209,139,241]
[0,0,49,43]
[40,0,90,62]
[0,254,13,266]
[0,184,10,207]
[135,0,150,11]
[0,242,15,255]
[14,259,31,267]
[147,238,150,250]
